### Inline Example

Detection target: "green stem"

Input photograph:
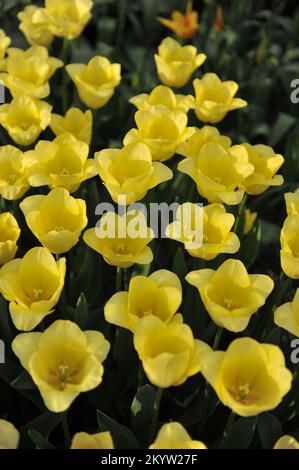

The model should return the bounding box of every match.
[223,411,235,438]
[116,267,122,292]
[213,327,223,350]
[61,38,71,113]
[234,193,248,236]
[62,413,71,449]
[149,387,163,445]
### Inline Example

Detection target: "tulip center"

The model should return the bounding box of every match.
[8,173,18,184]
[61,168,70,176]
[213,176,223,184]
[116,243,126,254]
[228,378,258,404]
[20,121,30,130]
[32,288,43,301]
[49,362,78,391]
[223,298,236,310]
[54,225,65,232]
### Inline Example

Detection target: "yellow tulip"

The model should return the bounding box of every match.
[0,145,30,200]
[0,29,11,60]
[45,0,93,40]
[178,142,254,205]
[274,288,299,337]
[0,95,52,146]
[274,435,299,449]
[280,215,299,279]
[244,208,257,235]
[130,85,195,114]
[66,56,121,109]
[158,1,199,39]
[201,337,292,417]
[150,422,207,449]
[20,187,87,254]
[285,188,299,215]
[0,420,19,449]
[50,107,92,145]
[71,431,114,449]
[0,45,63,98]
[166,203,240,261]
[26,133,97,193]
[155,37,206,88]
[83,210,154,268]
[0,213,20,266]
[105,269,182,332]
[124,105,193,162]
[241,144,284,195]
[0,247,66,331]
[18,6,54,46]
[186,258,274,332]
[177,125,231,159]
[134,315,209,388]
[193,73,247,123]
[95,142,173,205]
[12,319,110,412]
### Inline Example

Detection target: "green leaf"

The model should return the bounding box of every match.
[74,293,88,329]
[97,410,139,449]
[131,384,156,448]
[238,220,261,269]
[172,247,187,282]
[21,413,63,441]
[10,370,35,390]
[27,430,55,449]
[258,413,283,449]
[269,113,296,147]
[224,417,257,449]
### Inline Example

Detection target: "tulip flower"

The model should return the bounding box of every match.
[44,0,93,40]
[50,107,93,145]
[241,144,284,195]
[178,142,254,205]
[150,422,207,449]
[186,258,274,332]
[71,432,114,449]
[20,187,88,254]
[158,1,199,39]
[26,133,97,193]
[155,37,206,88]
[104,269,182,332]
[200,337,292,417]
[95,142,173,204]
[0,420,19,449]
[193,73,247,123]
[124,105,193,162]
[0,247,66,331]
[12,319,110,412]
[66,56,121,109]
[244,209,258,235]
[83,210,154,268]
[274,436,299,449]
[285,188,299,215]
[0,213,20,266]
[177,125,231,159]
[0,95,52,146]
[130,85,195,114]
[18,6,54,46]
[274,288,299,337]
[166,203,240,260]
[134,315,209,388]
[0,145,31,200]
[0,29,11,60]
[280,215,299,279]
[0,45,63,98]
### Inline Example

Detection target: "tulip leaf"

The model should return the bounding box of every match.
[97,410,139,449]
[224,416,257,449]
[269,113,296,147]
[74,293,88,329]
[27,430,55,450]
[131,384,156,447]
[257,412,283,449]
[238,219,261,269]
[172,247,188,282]
[10,370,36,390]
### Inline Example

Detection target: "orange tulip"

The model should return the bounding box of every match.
[158,1,199,39]
[214,5,224,32]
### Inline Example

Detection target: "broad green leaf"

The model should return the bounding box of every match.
[97,410,139,449]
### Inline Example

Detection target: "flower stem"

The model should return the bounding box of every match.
[116,267,122,292]
[61,38,71,113]
[213,326,223,350]
[223,411,235,438]
[234,193,248,236]
[62,413,71,449]
[149,387,163,446]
